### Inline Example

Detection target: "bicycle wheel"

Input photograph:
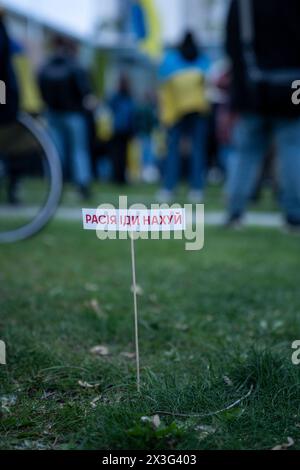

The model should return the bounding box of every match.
[0,112,63,243]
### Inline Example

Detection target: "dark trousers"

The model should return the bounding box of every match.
[163,113,208,192]
[112,133,130,185]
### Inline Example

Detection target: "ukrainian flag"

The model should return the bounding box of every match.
[11,41,43,114]
[131,0,162,60]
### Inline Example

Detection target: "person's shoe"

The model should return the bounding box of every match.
[188,190,204,204]
[78,185,92,201]
[156,189,175,204]
[207,167,224,185]
[224,213,243,229]
[284,219,300,235]
[8,193,21,206]
[142,166,160,184]
[8,186,21,206]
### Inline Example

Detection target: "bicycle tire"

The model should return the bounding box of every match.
[0,112,63,243]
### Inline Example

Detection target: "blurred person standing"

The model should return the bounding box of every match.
[158,31,211,203]
[0,8,19,124]
[39,36,93,199]
[226,0,300,230]
[109,76,137,185]
[137,92,159,183]
[0,8,21,205]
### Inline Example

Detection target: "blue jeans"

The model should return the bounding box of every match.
[163,113,208,192]
[140,134,155,167]
[227,114,300,223]
[47,111,92,187]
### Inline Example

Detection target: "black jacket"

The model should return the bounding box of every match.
[39,55,91,113]
[0,19,19,124]
[226,0,300,114]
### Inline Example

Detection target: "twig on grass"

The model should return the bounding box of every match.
[155,384,254,418]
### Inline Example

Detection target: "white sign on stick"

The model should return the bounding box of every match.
[82,209,186,232]
[82,206,187,393]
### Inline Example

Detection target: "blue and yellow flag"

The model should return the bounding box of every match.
[11,40,43,114]
[131,0,162,60]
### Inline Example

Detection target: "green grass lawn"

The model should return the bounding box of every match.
[1,222,300,450]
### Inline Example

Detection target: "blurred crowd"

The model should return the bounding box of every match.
[1,0,300,230]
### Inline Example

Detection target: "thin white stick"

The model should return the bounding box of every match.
[130,235,140,393]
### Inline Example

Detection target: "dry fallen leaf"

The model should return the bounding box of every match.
[90,392,123,408]
[195,425,216,433]
[149,293,158,303]
[101,393,123,405]
[88,299,105,318]
[152,414,161,429]
[272,437,295,450]
[120,352,135,360]
[223,376,233,387]
[78,380,99,389]
[260,320,268,331]
[141,416,152,423]
[85,283,98,292]
[195,425,216,442]
[90,345,109,356]
[141,415,161,429]
[174,323,189,332]
[15,440,50,450]
[1,395,17,413]
[90,396,102,408]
